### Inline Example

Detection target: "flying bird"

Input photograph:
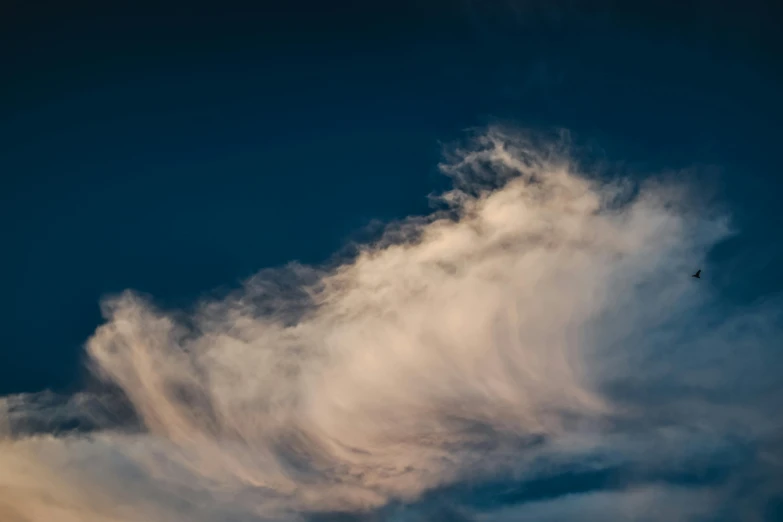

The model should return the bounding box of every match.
[692,269,701,279]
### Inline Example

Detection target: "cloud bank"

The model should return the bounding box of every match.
[1,127,780,521]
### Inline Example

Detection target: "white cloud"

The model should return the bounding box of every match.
[0,126,778,521]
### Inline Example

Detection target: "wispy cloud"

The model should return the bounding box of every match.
[1,126,779,521]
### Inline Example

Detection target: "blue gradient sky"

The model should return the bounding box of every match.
[2,1,781,396]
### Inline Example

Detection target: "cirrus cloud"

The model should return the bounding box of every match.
[1,127,780,521]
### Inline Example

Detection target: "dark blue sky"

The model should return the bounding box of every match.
[1,0,781,396]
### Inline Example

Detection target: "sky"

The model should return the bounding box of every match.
[1,1,782,521]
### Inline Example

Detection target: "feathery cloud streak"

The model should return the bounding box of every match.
[1,127,779,521]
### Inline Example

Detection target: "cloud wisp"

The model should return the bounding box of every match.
[1,127,780,521]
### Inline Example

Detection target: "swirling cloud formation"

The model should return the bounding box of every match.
[1,128,780,521]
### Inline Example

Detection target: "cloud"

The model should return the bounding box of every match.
[472,486,719,522]
[0,126,780,521]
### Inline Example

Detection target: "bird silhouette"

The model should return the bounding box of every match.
[692,269,701,279]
